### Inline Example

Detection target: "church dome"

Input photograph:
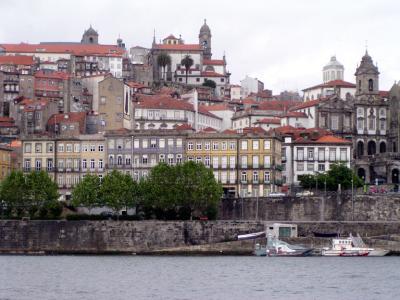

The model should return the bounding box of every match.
[200,19,211,34]
[323,56,344,71]
[84,25,98,36]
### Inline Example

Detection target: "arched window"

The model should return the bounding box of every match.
[393,142,397,153]
[357,141,364,157]
[379,141,386,153]
[117,155,123,165]
[367,140,376,155]
[109,155,114,166]
[368,79,374,91]
[358,80,362,92]
[89,37,93,44]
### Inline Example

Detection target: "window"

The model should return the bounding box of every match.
[125,155,131,166]
[142,139,148,148]
[74,144,80,152]
[142,155,148,165]
[368,112,375,130]
[229,156,236,168]
[380,120,386,131]
[35,143,42,153]
[82,144,88,152]
[252,156,259,168]
[58,144,64,152]
[253,171,259,183]
[331,115,339,130]
[307,163,314,171]
[241,156,248,168]
[318,148,325,161]
[151,155,156,166]
[213,142,219,150]
[307,149,314,160]
[221,172,227,184]
[168,139,173,147]
[221,142,227,150]
[188,142,193,150]
[24,159,31,171]
[47,159,53,171]
[47,143,53,153]
[66,159,73,169]
[82,159,87,169]
[195,156,202,164]
[229,141,236,150]
[252,140,259,150]
[264,140,271,150]
[176,154,182,164]
[340,148,347,161]
[204,156,210,167]
[297,162,304,171]
[150,139,157,148]
[98,159,103,169]
[264,171,270,183]
[241,171,247,183]
[169,155,175,165]
[212,156,219,168]
[329,148,336,161]
[357,119,364,131]
[297,148,304,160]
[66,144,73,152]
[176,139,182,147]
[159,154,165,163]
[229,172,236,184]
[205,142,210,150]
[196,142,202,150]
[98,145,104,152]
[134,139,139,149]
[24,143,31,153]
[221,156,227,168]
[213,171,219,182]
[108,156,113,166]
[90,159,95,169]
[368,79,374,91]
[264,156,271,168]
[318,164,325,172]
[241,140,248,150]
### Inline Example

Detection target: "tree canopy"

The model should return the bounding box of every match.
[72,174,101,212]
[157,52,171,80]
[202,79,216,89]
[181,55,194,84]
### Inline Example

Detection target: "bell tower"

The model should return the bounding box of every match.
[199,19,212,59]
[355,51,380,96]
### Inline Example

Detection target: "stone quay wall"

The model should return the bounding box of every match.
[219,194,400,222]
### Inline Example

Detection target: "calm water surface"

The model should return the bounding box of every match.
[0,256,399,300]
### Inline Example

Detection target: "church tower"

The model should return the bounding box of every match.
[355,51,380,96]
[199,19,212,59]
[81,25,99,44]
[323,56,344,83]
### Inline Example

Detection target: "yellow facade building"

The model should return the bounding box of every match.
[0,145,12,181]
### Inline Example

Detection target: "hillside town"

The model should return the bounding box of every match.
[0,21,399,202]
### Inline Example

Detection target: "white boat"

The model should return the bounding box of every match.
[322,233,389,257]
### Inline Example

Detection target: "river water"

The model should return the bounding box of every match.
[0,256,399,300]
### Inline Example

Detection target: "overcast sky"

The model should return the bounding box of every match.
[1,0,399,94]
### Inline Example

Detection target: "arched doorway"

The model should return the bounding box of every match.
[367,140,376,155]
[392,169,399,184]
[357,141,364,157]
[379,141,386,153]
[358,168,366,181]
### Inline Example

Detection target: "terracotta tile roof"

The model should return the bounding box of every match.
[0,122,17,127]
[222,129,237,134]
[175,123,194,131]
[126,81,146,89]
[0,117,14,123]
[0,43,124,57]
[303,80,356,91]
[290,99,321,111]
[47,112,86,133]
[201,71,225,77]
[136,95,221,119]
[202,127,218,132]
[0,55,36,65]
[153,44,203,51]
[254,118,281,125]
[242,127,267,134]
[203,59,224,66]
[35,70,71,80]
[10,140,21,148]
[294,135,351,144]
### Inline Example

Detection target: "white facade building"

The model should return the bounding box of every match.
[240,75,264,98]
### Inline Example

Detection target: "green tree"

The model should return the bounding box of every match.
[71,174,101,213]
[181,55,194,84]
[26,171,59,210]
[157,52,171,81]
[0,170,29,216]
[202,79,216,89]
[175,161,222,219]
[99,170,136,216]
[298,163,363,191]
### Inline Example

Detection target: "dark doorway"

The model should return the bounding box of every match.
[358,168,366,182]
[392,169,399,184]
[367,140,376,155]
[379,142,386,153]
[357,141,364,157]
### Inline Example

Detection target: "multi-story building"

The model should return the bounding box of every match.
[0,144,12,181]
[22,134,106,201]
[98,76,133,131]
[105,129,188,180]
[185,128,282,197]
[240,76,264,98]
